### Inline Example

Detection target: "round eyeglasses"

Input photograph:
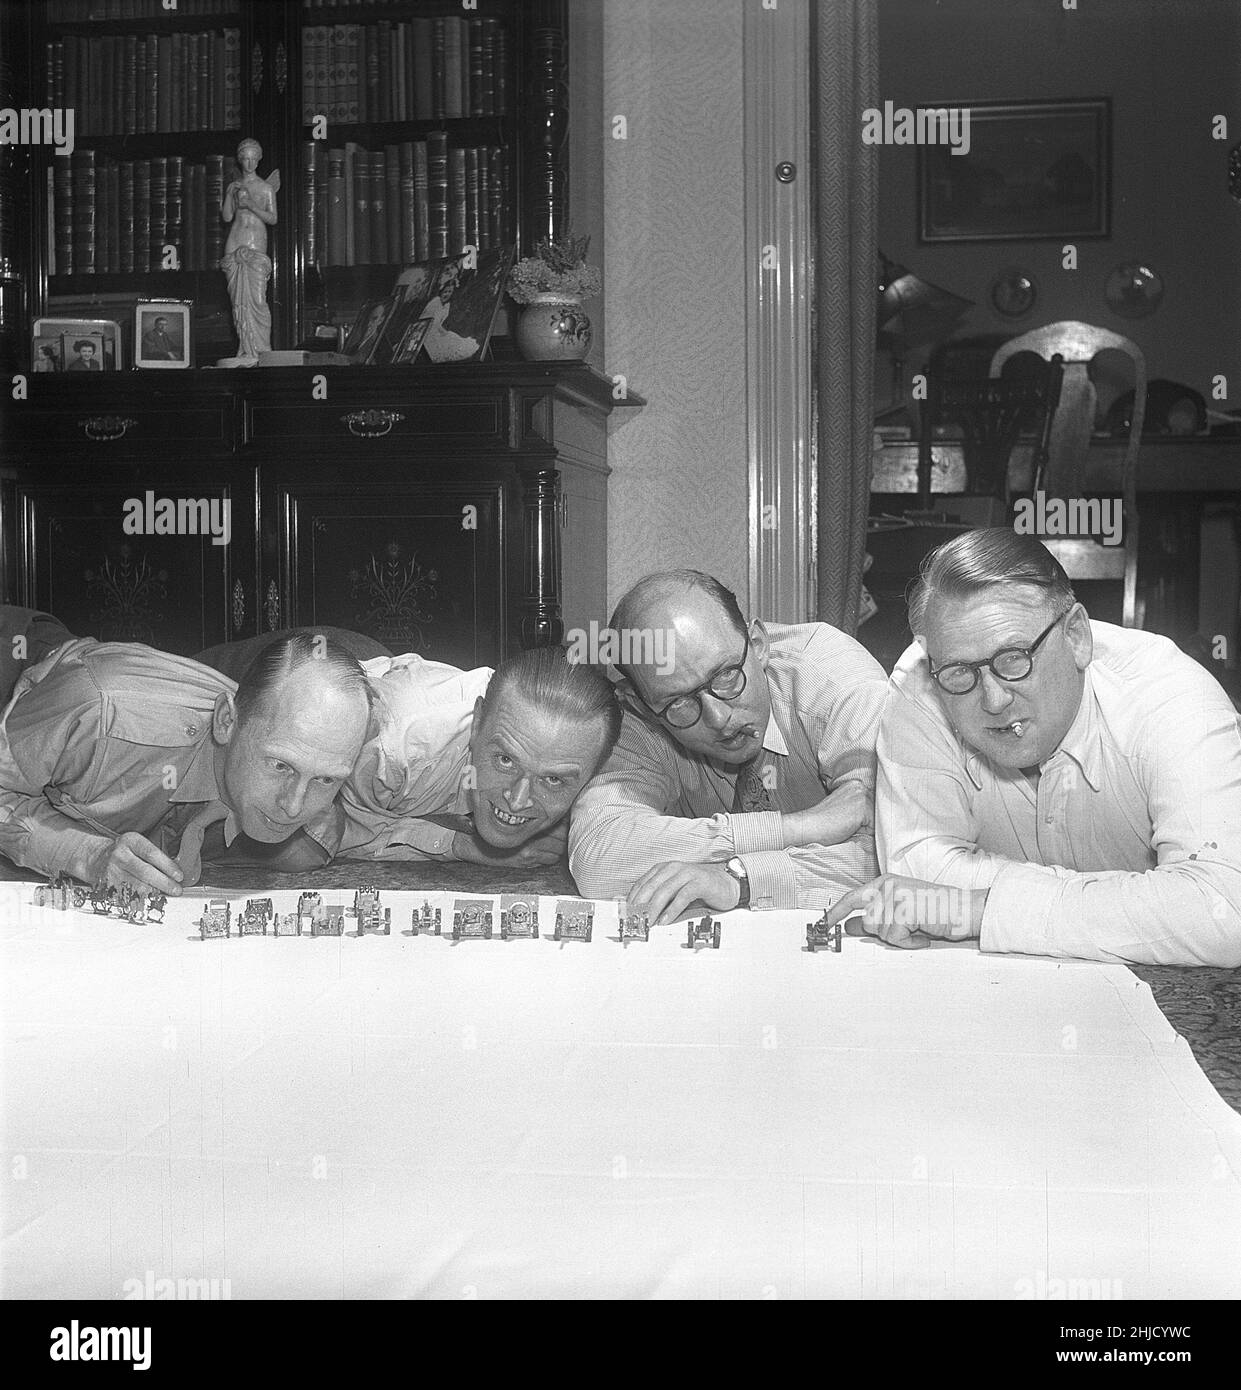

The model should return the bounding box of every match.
[650,632,750,729]
[930,611,1068,695]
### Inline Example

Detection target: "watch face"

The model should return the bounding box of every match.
[1105,261,1164,318]
[990,267,1037,319]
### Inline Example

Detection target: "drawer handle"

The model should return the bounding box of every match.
[79,416,137,441]
[341,408,404,438]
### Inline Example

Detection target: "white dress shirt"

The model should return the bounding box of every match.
[877,621,1241,966]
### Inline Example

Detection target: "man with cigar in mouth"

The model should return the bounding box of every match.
[569,569,887,921]
[828,529,1241,966]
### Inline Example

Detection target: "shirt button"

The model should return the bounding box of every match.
[185,724,198,736]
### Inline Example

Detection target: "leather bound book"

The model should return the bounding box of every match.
[398,142,415,263]
[326,147,347,267]
[412,17,432,120]
[302,142,319,267]
[119,157,135,273]
[384,144,401,266]
[427,131,448,258]
[448,146,466,256]
[412,140,429,262]
[54,158,74,276]
[134,158,151,273]
[204,153,226,268]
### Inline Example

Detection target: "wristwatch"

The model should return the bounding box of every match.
[725,856,750,909]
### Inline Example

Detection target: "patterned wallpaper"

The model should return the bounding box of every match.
[602,0,749,618]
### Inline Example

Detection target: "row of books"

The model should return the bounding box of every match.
[46,0,236,18]
[303,139,511,268]
[50,151,233,276]
[44,30,242,136]
[301,18,509,124]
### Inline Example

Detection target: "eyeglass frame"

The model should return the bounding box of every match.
[633,629,752,729]
[929,609,1071,695]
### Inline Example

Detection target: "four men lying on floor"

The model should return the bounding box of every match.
[0,529,1237,966]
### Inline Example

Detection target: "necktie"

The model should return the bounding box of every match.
[732,759,774,813]
[174,800,230,885]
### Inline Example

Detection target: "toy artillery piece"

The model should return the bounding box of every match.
[297,891,324,934]
[553,898,593,942]
[238,898,273,936]
[451,899,494,940]
[33,873,86,911]
[313,902,347,937]
[353,886,391,935]
[499,895,539,940]
[805,910,842,953]
[412,900,442,935]
[687,915,721,950]
[619,910,651,943]
[272,912,301,937]
[197,899,232,940]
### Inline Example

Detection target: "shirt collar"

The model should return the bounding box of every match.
[170,739,240,845]
[1047,667,1105,790]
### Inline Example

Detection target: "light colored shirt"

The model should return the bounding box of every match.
[877,621,1241,966]
[0,638,255,879]
[338,653,493,858]
[568,621,887,908]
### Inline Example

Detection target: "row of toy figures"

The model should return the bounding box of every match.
[34,875,167,922]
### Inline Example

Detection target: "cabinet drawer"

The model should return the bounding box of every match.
[3,401,233,455]
[244,394,508,450]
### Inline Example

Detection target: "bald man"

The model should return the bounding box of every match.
[0,633,371,894]
[569,570,887,921]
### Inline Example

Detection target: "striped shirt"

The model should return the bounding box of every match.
[877,621,1241,966]
[568,622,887,908]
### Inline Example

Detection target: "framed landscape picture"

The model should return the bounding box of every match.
[918,98,1110,243]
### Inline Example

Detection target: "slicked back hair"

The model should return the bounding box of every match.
[233,633,373,724]
[479,645,622,766]
[909,529,1076,635]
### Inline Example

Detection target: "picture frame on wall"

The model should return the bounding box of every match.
[134,301,192,368]
[918,98,1111,243]
[32,317,122,371]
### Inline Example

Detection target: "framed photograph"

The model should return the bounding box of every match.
[63,333,105,372]
[32,316,121,371]
[342,298,395,364]
[391,316,430,365]
[918,99,1110,243]
[31,334,64,373]
[134,301,192,368]
[392,245,515,363]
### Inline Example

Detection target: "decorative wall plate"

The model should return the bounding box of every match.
[989,267,1037,319]
[1105,261,1164,318]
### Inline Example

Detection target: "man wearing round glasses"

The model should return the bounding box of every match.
[826,529,1241,966]
[569,570,888,923]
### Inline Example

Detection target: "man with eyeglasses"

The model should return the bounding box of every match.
[568,569,888,922]
[826,528,1241,966]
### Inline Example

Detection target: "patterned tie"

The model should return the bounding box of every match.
[732,758,774,813]
[174,800,230,885]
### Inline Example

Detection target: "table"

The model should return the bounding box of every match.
[5,880,1240,1300]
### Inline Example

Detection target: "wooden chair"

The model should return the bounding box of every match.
[916,358,1064,508]
[991,321,1146,627]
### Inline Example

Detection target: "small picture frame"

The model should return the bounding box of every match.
[391,315,430,365]
[31,334,64,373]
[63,333,105,372]
[342,298,395,365]
[134,300,192,369]
[32,316,122,371]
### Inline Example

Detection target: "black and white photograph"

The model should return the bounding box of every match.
[0,0,1240,1347]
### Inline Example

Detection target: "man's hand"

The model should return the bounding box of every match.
[450,819,569,868]
[824,874,985,950]
[78,832,186,897]
[626,861,741,926]
[780,780,871,849]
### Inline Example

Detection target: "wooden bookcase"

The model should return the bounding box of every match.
[0,1,628,663]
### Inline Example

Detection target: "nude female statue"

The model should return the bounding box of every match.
[219,138,280,365]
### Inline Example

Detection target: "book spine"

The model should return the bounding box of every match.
[468,19,484,118]
[302,141,318,267]
[413,139,429,262]
[107,159,121,273]
[71,149,95,274]
[165,153,184,264]
[345,24,359,123]
[54,158,74,276]
[145,34,158,134]
[356,24,367,124]
[315,141,328,269]
[384,144,401,265]
[479,18,496,117]
[149,154,167,268]
[326,147,347,266]
[495,23,509,115]
[119,158,135,273]
[368,151,385,264]
[186,34,200,132]
[197,31,210,132]
[204,153,224,266]
[94,157,109,272]
[448,146,466,256]
[351,142,370,264]
[302,26,316,124]
[477,152,490,251]
[376,22,390,125]
[134,158,151,272]
[398,141,415,263]
[412,18,432,120]
[331,24,348,126]
[343,141,358,264]
[432,19,445,122]
[223,28,240,129]
[488,146,506,249]
[365,24,380,125]
[157,35,172,131]
[312,27,329,126]
[465,146,480,253]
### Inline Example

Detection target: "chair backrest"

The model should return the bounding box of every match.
[991,321,1146,627]
[916,358,1063,507]
[990,321,1146,507]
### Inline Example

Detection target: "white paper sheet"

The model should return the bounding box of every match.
[3,884,1240,1299]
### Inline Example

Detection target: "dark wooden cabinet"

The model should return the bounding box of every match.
[0,361,624,661]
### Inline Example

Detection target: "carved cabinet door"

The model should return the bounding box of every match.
[9,465,258,655]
